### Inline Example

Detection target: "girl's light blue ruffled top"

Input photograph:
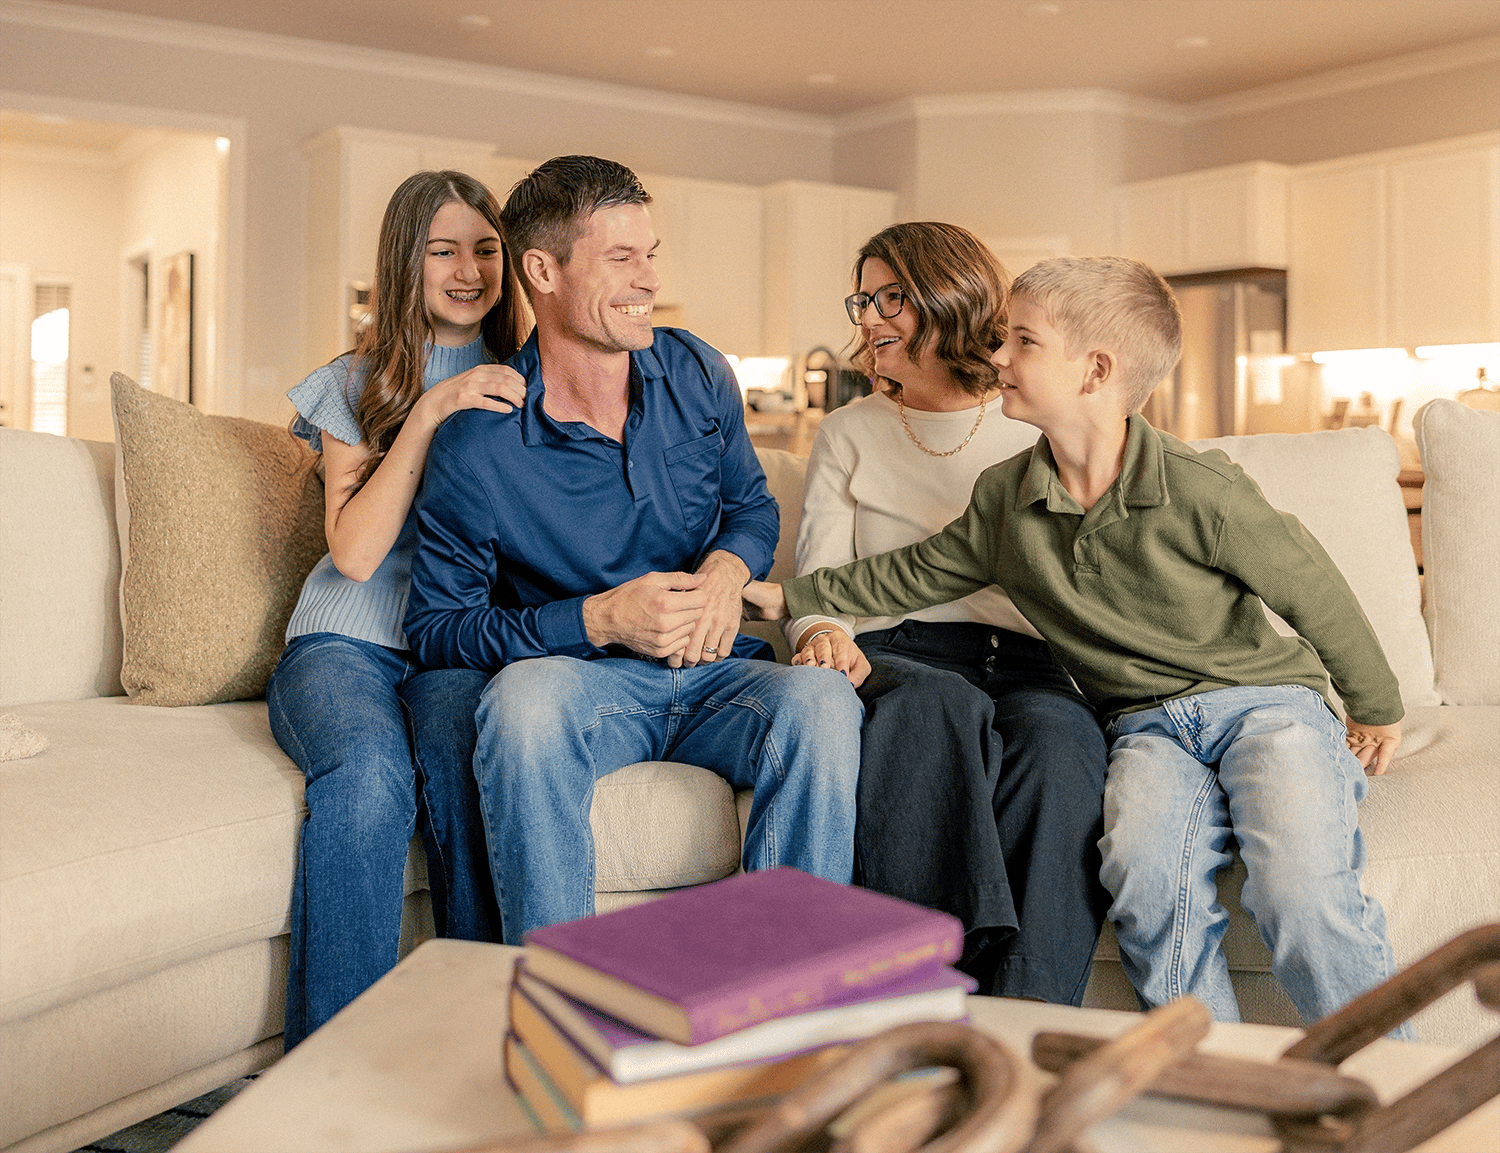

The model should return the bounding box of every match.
[283,337,492,650]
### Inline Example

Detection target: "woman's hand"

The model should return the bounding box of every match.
[792,627,872,687]
[417,363,528,430]
[1346,719,1401,775]
[741,580,787,621]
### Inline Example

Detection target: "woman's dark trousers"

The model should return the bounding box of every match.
[854,621,1110,1005]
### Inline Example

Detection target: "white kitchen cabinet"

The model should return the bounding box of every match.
[1286,162,1386,352]
[1387,141,1500,348]
[639,173,764,358]
[762,181,897,364]
[1288,132,1500,352]
[1114,162,1289,276]
[303,127,497,365]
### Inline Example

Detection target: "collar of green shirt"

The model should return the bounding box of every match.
[1016,414,1171,516]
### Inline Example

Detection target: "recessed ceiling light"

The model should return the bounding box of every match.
[645,45,676,58]
[459,13,492,27]
[807,73,837,86]
[1175,35,1210,49]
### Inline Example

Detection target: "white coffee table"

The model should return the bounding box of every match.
[174,939,1499,1153]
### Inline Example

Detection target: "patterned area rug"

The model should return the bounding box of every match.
[69,1078,254,1153]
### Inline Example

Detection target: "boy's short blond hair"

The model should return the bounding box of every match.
[1010,256,1182,414]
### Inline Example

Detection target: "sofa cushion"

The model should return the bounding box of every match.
[1191,426,1439,711]
[0,697,303,1025]
[0,428,122,706]
[0,940,284,1149]
[1415,399,1500,705]
[111,373,327,706]
[591,762,742,892]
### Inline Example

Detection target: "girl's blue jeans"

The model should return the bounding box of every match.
[1099,684,1407,1035]
[267,632,500,1048]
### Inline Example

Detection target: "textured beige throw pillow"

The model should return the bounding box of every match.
[111,373,327,705]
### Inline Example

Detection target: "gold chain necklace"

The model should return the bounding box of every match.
[896,392,987,457]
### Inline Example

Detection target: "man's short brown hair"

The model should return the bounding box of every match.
[499,155,651,286]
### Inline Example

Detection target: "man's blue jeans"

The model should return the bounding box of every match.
[474,655,863,943]
[267,633,500,1048]
[1098,684,1403,1031]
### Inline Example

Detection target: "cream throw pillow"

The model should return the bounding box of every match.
[1414,399,1500,705]
[1190,426,1439,712]
[111,373,327,705]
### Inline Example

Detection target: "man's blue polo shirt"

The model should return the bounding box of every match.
[404,328,779,673]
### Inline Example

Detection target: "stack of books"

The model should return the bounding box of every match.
[503,867,976,1133]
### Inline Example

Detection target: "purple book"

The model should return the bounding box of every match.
[515,964,975,1083]
[521,868,964,1045]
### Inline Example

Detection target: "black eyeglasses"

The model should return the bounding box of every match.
[845,283,907,325]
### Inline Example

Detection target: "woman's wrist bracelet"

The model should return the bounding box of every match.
[798,627,840,652]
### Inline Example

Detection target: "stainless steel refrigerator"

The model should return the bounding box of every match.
[1146,270,1288,440]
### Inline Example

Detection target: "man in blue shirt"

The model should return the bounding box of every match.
[405,156,861,942]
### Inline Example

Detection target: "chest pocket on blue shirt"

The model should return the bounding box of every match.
[664,432,723,533]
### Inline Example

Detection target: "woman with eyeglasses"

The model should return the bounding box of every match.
[790,222,1110,1004]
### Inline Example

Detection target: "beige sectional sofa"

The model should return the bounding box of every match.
[1,387,1496,1153]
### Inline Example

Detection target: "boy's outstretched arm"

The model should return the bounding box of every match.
[742,579,787,621]
[1346,719,1402,776]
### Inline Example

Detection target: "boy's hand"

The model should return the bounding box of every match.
[741,580,788,621]
[1346,720,1402,776]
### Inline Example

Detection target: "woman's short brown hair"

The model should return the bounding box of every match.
[848,222,1010,397]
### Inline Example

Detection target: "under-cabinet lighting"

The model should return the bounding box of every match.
[725,356,790,397]
[1310,348,1408,365]
[1414,343,1500,361]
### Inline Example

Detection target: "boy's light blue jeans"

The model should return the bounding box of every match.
[474,655,863,943]
[1098,684,1404,1031]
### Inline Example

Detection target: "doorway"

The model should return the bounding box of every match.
[0,100,243,437]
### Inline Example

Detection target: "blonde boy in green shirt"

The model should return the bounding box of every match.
[745,256,1405,1027]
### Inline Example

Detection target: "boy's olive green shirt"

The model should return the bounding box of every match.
[784,415,1403,725]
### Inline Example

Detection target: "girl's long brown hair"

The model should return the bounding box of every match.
[349,170,529,488]
[847,222,1010,398]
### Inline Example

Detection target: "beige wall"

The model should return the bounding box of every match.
[1188,59,1500,169]
[832,115,919,214]
[917,110,1110,255]
[834,101,1184,259]
[0,151,121,440]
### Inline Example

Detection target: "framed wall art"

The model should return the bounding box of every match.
[157,251,194,405]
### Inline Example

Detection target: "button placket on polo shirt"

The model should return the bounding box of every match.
[1072,489,1129,577]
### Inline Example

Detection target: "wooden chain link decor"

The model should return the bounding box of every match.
[1036,922,1500,1153]
[462,924,1500,1153]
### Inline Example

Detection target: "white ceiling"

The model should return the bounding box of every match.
[32,0,1500,115]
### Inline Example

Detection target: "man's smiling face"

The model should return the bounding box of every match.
[551,202,661,355]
